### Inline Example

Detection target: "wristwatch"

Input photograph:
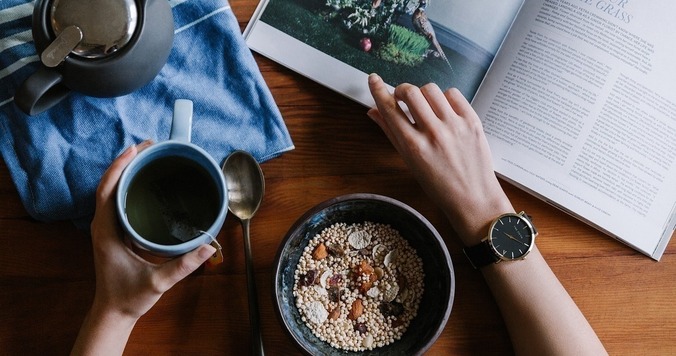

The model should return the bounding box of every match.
[463,211,537,269]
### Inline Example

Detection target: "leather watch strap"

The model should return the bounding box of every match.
[524,213,537,235]
[463,240,499,269]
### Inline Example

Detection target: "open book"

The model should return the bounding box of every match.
[244,0,676,260]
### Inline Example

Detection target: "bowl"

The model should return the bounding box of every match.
[273,193,455,355]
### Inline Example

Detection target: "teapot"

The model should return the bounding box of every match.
[15,0,174,116]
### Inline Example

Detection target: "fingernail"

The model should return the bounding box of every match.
[368,73,380,84]
[137,139,153,148]
[198,244,217,259]
[120,145,134,158]
[366,109,377,120]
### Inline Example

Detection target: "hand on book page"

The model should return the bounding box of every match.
[366,73,513,246]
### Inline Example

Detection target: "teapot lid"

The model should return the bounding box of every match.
[50,0,138,58]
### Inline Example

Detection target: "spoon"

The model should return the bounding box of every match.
[223,150,265,356]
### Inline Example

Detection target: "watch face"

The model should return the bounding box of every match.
[488,213,535,260]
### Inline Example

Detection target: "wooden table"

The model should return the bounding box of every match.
[2,1,675,354]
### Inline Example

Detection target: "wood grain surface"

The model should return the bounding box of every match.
[0,1,674,354]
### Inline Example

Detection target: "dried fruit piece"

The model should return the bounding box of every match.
[328,307,340,320]
[319,269,332,288]
[328,286,342,303]
[348,299,364,320]
[354,322,368,334]
[328,273,343,287]
[358,260,374,275]
[348,230,372,249]
[326,243,345,257]
[391,317,405,328]
[379,301,404,317]
[359,273,378,294]
[347,269,359,284]
[312,242,328,260]
[359,281,373,294]
[300,269,318,287]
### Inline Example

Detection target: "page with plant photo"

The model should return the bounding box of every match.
[472,0,676,259]
[244,0,524,106]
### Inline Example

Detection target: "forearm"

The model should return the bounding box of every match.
[442,189,607,355]
[482,247,607,356]
[71,303,138,356]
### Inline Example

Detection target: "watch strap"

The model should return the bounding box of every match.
[523,213,538,235]
[463,240,499,269]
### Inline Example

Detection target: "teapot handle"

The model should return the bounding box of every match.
[15,67,71,116]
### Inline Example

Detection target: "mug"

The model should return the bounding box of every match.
[116,99,228,256]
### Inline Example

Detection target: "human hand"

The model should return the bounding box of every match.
[73,141,216,355]
[367,74,514,245]
[89,140,216,320]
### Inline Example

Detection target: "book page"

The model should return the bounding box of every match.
[472,0,676,259]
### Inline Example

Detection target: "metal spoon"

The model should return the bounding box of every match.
[222,150,265,356]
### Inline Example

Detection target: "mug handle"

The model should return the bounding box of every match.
[170,99,193,143]
[14,66,71,116]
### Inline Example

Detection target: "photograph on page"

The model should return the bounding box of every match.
[254,0,523,101]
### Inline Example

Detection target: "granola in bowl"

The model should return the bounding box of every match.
[293,222,424,351]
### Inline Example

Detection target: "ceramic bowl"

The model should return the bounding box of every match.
[273,193,455,355]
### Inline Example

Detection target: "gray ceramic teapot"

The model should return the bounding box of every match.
[15,0,174,116]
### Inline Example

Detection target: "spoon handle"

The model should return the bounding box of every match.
[242,219,265,356]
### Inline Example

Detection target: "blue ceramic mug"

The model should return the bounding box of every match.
[116,99,228,256]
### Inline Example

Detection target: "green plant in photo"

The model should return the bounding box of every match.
[325,0,410,36]
[376,24,428,66]
[346,6,372,30]
[325,0,355,9]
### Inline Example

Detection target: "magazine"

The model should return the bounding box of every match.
[244,0,676,260]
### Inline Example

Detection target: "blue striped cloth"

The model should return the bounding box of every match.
[0,0,294,224]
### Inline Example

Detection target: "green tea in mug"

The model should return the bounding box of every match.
[124,155,221,245]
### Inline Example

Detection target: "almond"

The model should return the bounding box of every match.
[312,242,328,260]
[348,299,364,320]
[328,307,340,320]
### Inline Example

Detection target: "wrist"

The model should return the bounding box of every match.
[89,298,140,329]
[450,194,515,247]
[72,300,139,356]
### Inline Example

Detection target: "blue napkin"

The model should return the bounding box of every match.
[0,0,294,223]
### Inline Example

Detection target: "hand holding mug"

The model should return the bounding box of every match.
[90,140,216,319]
[72,141,216,355]
[116,100,228,257]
